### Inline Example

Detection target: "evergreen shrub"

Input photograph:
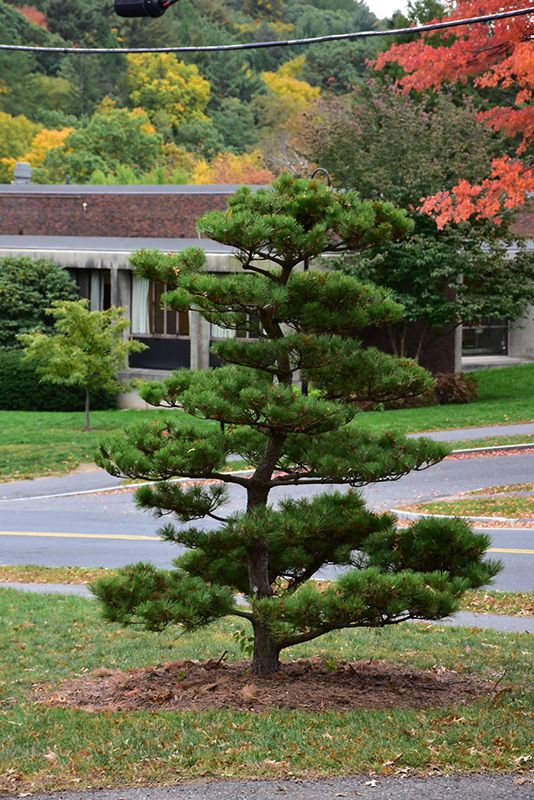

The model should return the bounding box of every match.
[0,256,78,348]
[0,348,117,411]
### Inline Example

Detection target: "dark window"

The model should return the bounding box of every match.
[102,271,111,310]
[463,317,508,356]
[149,281,189,337]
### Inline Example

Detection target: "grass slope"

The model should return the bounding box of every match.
[0,409,215,481]
[358,365,534,436]
[0,591,532,795]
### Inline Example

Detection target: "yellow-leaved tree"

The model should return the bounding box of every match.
[191,150,274,184]
[127,53,211,133]
[261,56,320,114]
[0,112,42,181]
[1,127,73,181]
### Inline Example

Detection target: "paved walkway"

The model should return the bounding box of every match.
[6,773,533,800]
[407,422,534,442]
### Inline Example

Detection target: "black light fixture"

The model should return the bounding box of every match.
[113,0,177,18]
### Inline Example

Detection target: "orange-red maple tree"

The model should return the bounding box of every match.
[373,0,533,227]
[16,4,48,29]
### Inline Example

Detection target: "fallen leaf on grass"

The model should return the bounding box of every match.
[382,753,403,766]
[43,751,57,766]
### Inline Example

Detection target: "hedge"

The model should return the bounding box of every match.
[0,349,117,411]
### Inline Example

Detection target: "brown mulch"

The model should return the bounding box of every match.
[37,658,494,713]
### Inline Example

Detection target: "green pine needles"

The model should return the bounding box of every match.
[92,175,500,676]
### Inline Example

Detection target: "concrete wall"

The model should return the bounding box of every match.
[507,205,534,360]
[509,306,534,360]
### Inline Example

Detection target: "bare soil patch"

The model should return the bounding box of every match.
[38,658,493,713]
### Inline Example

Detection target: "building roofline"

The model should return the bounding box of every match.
[0,184,267,195]
[0,235,236,253]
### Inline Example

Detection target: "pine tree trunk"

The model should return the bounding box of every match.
[246,452,282,676]
[252,621,281,675]
[84,388,91,432]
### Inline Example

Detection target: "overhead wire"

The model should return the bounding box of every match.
[0,6,531,54]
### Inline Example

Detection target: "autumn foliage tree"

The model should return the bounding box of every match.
[298,84,534,363]
[92,176,499,677]
[127,53,211,133]
[374,0,534,225]
[192,150,275,184]
[1,127,72,182]
[40,104,163,183]
[261,56,321,114]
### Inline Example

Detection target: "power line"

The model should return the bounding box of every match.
[0,6,531,55]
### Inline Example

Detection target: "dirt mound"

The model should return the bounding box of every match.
[37,658,493,713]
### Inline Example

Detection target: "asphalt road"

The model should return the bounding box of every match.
[5,774,533,800]
[0,451,533,591]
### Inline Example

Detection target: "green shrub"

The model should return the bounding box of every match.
[0,256,78,348]
[0,349,116,411]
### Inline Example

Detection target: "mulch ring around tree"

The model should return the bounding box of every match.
[36,658,495,713]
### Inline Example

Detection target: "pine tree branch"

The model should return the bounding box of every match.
[242,263,278,280]
[269,474,349,487]
[207,512,229,523]
[209,472,250,486]
[280,613,414,648]
[268,461,441,488]
[285,563,326,592]
[238,252,289,270]
[230,607,254,621]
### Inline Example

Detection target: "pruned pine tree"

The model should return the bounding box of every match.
[93,175,500,676]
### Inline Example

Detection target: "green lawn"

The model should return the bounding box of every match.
[0,408,216,481]
[0,590,532,795]
[0,365,533,482]
[357,365,534,436]
[406,495,534,520]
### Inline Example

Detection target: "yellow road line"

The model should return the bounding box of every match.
[0,532,533,554]
[0,531,158,541]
